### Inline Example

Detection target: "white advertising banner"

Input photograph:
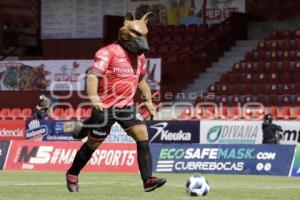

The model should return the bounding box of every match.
[0,60,91,91]
[40,0,246,39]
[275,121,300,145]
[41,0,127,39]
[0,58,161,91]
[128,0,245,25]
[200,120,300,145]
[200,120,263,144]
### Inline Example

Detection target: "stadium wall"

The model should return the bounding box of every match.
[0,140,299,177]
[0,119,300,177]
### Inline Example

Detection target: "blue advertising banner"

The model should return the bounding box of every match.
[0,141,10,170]
[26,119,75,141]
[151,144,295,176]
[289,144,300,177]
[146,121,200,143]
[25,119,135,142]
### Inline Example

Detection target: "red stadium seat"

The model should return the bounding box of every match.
[10,108,22,120]
[64,108,75,120]
[294,39,300,50]
[281,62,292,72]
[291,106,300,119]
[267,106,278,119]
[269,62,281,73]
[295,30,300,39]
[220,73,229,83]
[294,62,300,72]
[243,107,252,120]
[219,106,228,119]
[268,73,279,84]
[244,52,254,62]
[268,30,281,40]
[83,108,92,119]
[228,106,241,120]
[242,84,255,95]
[293,73,300,82]
[268,41,280,51]
[257,51,266,61]
[252,107,265,120]
[257,95,268,105]
[0,108,11,120]
[281,40,293,51]
[257,41,268,51]
[279,73,292,84]
[180,108,193,120]
[51,108,64,120]
[256,84,267,94]
[257,62,268,73]
[295,84,300,94]
[282,84,292,94]
[202,106,217,119]
[21,108,32,119]
[281,30,293,40]
[277,106,291,119]
[194,107,203,120]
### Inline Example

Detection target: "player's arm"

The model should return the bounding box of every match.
[86,73,103,111]
[87,49,111,111]
[138,78,156,118]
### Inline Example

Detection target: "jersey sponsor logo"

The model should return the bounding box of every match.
[149,122,192,142]
[92,130,107,137]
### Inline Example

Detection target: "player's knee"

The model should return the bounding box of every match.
[126,125,148,141]
[87,139,102,150]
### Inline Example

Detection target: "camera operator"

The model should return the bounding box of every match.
[262,114,282,144]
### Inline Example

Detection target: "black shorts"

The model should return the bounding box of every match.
[84,105,145,141]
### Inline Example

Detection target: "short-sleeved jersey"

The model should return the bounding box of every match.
[88,43,147,108]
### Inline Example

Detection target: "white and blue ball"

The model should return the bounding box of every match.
[185,175,210,196]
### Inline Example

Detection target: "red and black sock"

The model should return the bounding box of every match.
[136,140,153,182]
[68,142,95,176]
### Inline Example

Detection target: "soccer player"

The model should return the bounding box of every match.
[66,12,167,192]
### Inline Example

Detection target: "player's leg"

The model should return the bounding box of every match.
[73,117,93,139]
[66,109,113,192]
[126,125,167,192]
[116,106,166,192]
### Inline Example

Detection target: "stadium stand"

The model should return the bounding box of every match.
[178,29,300,120]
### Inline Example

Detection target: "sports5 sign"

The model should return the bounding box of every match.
[151,144,294,176]
[4,141,138,172]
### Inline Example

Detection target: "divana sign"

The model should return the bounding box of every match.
[151,144,294,176]
[200,120,262,144]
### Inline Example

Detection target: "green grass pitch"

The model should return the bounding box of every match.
[0,171,299,200]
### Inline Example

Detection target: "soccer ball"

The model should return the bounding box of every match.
[185,175,210,196]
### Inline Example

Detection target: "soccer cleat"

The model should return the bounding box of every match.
[143,176,167,192]
[66,172,79,192]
